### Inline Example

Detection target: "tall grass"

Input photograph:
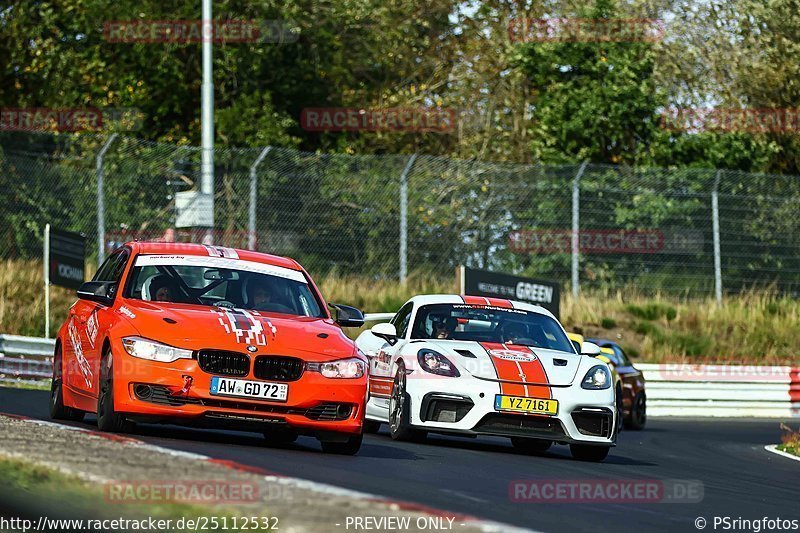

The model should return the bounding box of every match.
[0,260,75,337]
[2,260,798,364]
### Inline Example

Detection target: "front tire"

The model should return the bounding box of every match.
[625,392,647,430]
[96,349,126,432]
[388,363,426,442]
[511,437,552,454]
[570,444,611,462]
[320,433,363,455]
[49,345,84,422]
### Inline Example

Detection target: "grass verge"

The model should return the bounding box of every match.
[778,423,800,457]
[0,456,271,531]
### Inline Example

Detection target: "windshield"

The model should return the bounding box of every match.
[411,303,576,354]
[124,254,324,318]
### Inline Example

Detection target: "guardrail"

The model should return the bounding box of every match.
[639,363,800,418]
[0,334,55,386]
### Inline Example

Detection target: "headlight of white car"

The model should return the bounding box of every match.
[581,364,611,390]
[122,336,193,363]
[308,358,365,379]
[417,349,460,377]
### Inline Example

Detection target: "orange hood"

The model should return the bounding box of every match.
[119,300,357,361]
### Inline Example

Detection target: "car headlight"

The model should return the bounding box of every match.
[581,364,611,390]
[309,358,365,379]
[417,349,460,377]
[122,336,193,363]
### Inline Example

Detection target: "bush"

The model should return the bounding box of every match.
[667,332,713,356]
[625,303,677,321]
[600,317,617,329]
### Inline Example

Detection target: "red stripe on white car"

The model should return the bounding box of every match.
[479,342,551,398]
[369,376,393,398]
[462,295,488,306]
[480,342,525,396]
[486,298,513,308]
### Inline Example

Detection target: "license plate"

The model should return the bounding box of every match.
[495,395,558,415]
[210,377,288,402]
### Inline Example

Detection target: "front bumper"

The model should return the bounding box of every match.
[367,370,616,445]
[112,339,366,435]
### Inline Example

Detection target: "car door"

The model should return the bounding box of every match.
[65,252,120,395]
[368,302,414,399]
[87,248,131,393]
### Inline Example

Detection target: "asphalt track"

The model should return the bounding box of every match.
[1,387,798,533]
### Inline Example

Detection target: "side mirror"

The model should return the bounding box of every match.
[371,322,398,344]
[580,341,602,356]
[76,281,116,306]
[329,303,365,328]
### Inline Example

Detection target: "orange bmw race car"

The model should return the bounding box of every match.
[50,242,368,454]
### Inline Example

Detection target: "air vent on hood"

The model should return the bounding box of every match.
[455,349,477,358]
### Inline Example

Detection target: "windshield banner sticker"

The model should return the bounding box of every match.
[134,254,307,283]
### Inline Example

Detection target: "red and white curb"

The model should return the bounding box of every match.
[764,444,800,463]
[1,412,532,532]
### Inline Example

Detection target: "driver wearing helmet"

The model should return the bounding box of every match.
[150,275,180,302]
[502,321,529,344]
[431,313,457,340]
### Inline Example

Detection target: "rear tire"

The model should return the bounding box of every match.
[363,419,382,434]
[511,437,552,454]
[624,392,647,430]
[49,345,84,422]
[570,444,610,462]
[388,364,426,442]
[96,349,126,433]
[320,433,363,455]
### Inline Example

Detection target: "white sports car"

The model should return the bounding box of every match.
[356,294,620,461]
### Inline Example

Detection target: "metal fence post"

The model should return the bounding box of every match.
[399,153,418,283]
[712,169,723,304]
[571,160,589,298]
[96,133,118,263]
[248,147,272,250]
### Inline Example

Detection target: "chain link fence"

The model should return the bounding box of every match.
[2,131,799,298]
